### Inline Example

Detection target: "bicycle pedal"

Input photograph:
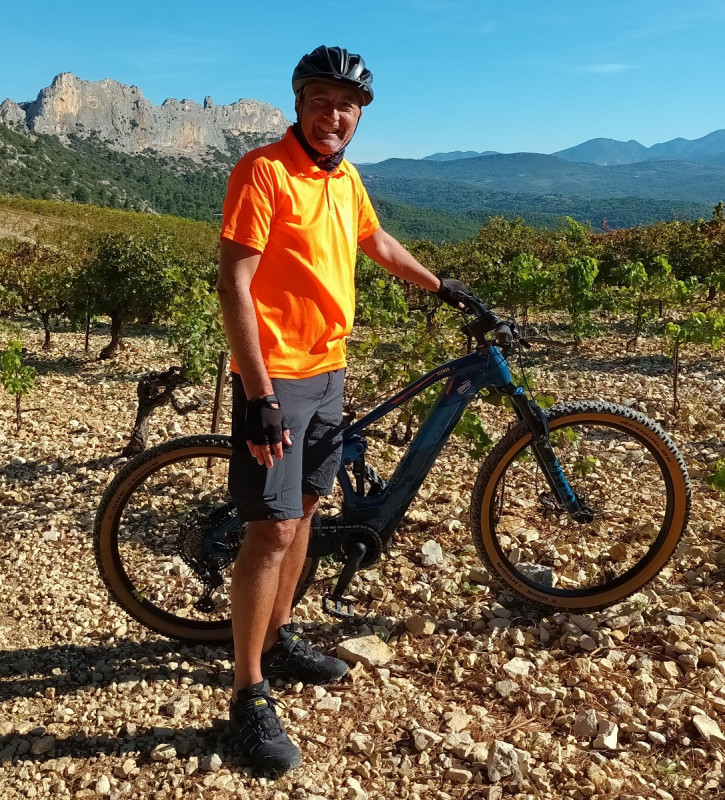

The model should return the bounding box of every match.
[322,595,356,619]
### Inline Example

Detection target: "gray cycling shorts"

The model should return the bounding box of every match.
[229,369,345,521]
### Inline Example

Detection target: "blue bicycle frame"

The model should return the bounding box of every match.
[314,339,592,617]
[335,342,589,540]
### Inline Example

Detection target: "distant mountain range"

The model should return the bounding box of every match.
[423,150,500,161]
[425,129,725,167]
[1,73,723,239]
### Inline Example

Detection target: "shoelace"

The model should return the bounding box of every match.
[283,632,324,664]
[237,695,284,742]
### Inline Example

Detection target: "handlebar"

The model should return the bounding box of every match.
[455,290,530,353]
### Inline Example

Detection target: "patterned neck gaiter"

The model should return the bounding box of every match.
[292,122,346,173]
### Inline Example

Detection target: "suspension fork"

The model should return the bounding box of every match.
[500,383,594,523]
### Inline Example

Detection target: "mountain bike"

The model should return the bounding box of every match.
[94,292,691,643]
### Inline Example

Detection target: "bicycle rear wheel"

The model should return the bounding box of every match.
[470,401,690,610]
[94,434,318,644]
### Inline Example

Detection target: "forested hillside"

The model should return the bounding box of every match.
[2,123,719,243]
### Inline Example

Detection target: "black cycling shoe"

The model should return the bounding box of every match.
[228,680,301,774]
[262,623,349,684]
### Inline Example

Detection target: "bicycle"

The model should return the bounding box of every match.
[94,292,691,643]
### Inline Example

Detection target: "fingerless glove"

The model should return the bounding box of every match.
[245,395,288,446]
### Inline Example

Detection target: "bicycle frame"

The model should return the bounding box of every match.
[333,340,590,550]
[335,342,514,542]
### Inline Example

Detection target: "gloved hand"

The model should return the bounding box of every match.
[436,277,469,309]
[245,395,288,446]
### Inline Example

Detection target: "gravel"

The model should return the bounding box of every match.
[1,326,724,799]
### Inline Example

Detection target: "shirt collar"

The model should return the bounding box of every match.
[281,126,347,178]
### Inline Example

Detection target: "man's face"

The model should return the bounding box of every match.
[296,80,363,154]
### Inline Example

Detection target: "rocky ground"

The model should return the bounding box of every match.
[1,321,724,800]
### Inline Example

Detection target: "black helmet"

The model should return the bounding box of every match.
[292,45,373,106]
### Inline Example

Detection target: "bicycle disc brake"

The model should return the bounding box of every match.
[177,501,242,612]
[539,490,594,524]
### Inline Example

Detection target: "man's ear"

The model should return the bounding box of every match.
[294,89,303,118]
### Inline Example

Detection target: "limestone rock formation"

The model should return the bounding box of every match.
[2,73,290,160]
[0,99,27,128]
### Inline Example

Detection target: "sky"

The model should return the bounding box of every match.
[2,1,724,164]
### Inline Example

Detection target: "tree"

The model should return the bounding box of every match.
[78,232,185,359]
[563,256,599,341]
[122,259,222,456]
[0,241,79,349]
[0,340,36,430]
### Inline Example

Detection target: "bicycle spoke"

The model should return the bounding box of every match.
[115,456,235,623]
[493,421,668,592]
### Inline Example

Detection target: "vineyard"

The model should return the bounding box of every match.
[1,195,725,799]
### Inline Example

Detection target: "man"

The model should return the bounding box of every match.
[217,45,466,772]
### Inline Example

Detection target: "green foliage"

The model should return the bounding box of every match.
[76,232,190,355]
[167,273,226,384]
[454,411,494,459]
[355,254,410,326]
[0,240,80,347]
[665,307,725,414]
[666,309,725,352]
[0,339,36,430]
[564,256,600,339]
[705,459,725,494]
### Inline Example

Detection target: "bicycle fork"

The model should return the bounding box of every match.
[503,384,594,524]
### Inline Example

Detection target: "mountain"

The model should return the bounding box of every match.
[0,73,289,161]
[358,153,721,229]
[553,138,651,166]
[555,130,725,167]
[428,130,725,168]
[423,150,499,161]
[0,74,722,239]
[646,129,725,166]
[359,153,725,203]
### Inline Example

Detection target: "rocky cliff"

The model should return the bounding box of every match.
[0,73,290,160]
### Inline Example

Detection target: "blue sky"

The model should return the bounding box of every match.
[2,1,724,163]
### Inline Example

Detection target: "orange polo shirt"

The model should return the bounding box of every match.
[220,127,380,379]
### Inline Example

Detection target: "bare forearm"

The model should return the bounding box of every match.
[360,228,440,291]
[217,241,272,400]
[218,286,273,398]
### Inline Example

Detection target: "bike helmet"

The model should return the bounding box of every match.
[292,45,374,106]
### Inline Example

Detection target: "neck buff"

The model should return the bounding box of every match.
[292,122,346,173]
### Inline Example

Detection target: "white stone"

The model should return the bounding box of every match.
[446,767,473,783]
[443,709,471,732]
[412,728,443,751]
[421,540,444,566]
[487,740,529,783]
[495,679,520,697]
[443,731,475,758]
[95,775,111,796]
[150,743,176,762]
[502,657,534,679]
[573,710,599,738]
[593,720,618,750]
[200,753,222,772]
[316,695,342,713]
[693,715,725,745]
[349,732,375,756]
[337,635,394,668]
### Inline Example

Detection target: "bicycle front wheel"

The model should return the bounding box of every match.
[94,434,318,644]
[470,401,690,610]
